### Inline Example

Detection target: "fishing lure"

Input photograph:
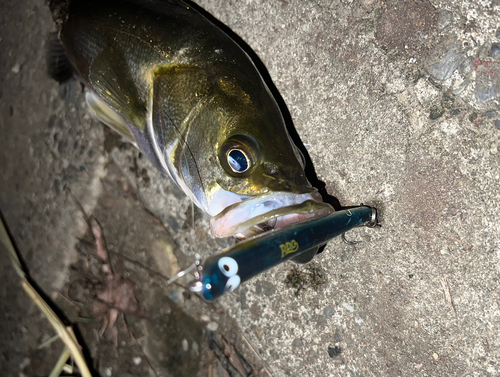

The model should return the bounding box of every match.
[191,206,377,300]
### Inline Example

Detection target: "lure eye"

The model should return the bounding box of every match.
[224,275,241,292]
[227,149,251,173]
[218,257,239,277]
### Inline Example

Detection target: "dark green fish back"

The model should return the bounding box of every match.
[59,0,311,214]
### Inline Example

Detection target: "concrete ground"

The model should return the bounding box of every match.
[1,0,499,376]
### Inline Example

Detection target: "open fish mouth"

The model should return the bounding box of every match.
[210,190,334,239]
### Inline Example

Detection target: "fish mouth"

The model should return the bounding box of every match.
[210,190,334,239]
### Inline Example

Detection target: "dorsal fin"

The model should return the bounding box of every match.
[46,32,74,83]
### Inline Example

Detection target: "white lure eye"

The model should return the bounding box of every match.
[224,275,241,293]
[218,257,239,277]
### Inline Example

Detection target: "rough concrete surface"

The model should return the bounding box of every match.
[1,0,499,377]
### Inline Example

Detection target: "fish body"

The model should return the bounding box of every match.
[56,0,333,239]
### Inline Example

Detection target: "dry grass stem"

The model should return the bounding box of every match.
[48,348,72,377]
[440,276,457,317]
[1,216,94,377]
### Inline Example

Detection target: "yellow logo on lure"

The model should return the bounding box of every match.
[280,240,299,258]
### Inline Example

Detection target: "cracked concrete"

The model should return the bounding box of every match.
[1,0,500,376]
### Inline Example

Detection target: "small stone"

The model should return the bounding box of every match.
[316,316,327,326]
[11,63,21,73]
[497,27,500,38]
[169,290,178,302]
[255,280,276,296]
[200,314,210,322]
[495,120,500,130]
[427,43,464,81]
[328,345,342,358]
[361,0,376,7]
[437,11,453,30]
[475,75,500,104]
[53,180,61,195]
[292,338,303,347]
[429,106,445,120]
[323,305,335,318]
[57,140,68,154]
[342,303,355,313]
[192,341,199,355]
[19,358,30,369]
[433,353,439,360]
[492,44,500,58]
[442,92,455,109]
[182,338,188,352]
[207,321,218,331]
[133,357,142,365]
[459,56,474,77]
[483,110,497,118]
[105,368,112,376]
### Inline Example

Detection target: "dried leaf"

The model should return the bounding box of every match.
[90,217,108,262]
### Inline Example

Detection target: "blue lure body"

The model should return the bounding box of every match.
[192,206,377,300]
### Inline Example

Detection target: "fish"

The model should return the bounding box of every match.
[49,0,334,247]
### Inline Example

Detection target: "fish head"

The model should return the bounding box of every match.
[151,69,333,239]
[208,126,334,238]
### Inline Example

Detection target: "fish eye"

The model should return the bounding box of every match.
[227,148,251,173]
[219,134,259,176]
[224,275,241,292]
[218,257,239,277]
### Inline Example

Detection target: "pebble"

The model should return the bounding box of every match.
[342,303,355,313]
[192,341,199,355]
[495,120,500,130]
[433,353,439,360]
[316,316,327,326]
[459,56,474,77]
[19,358,30,369]
[491,44,500,58]
[182,338,189,352]
[200,314,210,322]
[11,63,21,73]
[207,321,218,331]
[475,78,500,104]
[429,105,445,120]
[437,10,453,30]
[328,345,342,358]
[323,305,335,318]
[427,44,464,81]
[133,357,142,365]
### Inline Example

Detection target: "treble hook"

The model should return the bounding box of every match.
[340,206,378,245]
[341,232,360,245]
[167,253,202,285]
